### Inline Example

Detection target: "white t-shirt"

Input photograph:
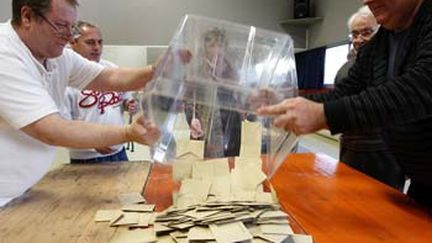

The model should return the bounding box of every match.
[64,59,132,159]
[0,21,104,206]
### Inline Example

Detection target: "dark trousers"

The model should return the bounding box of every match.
[340,148,405,191]
[70,147,129,164]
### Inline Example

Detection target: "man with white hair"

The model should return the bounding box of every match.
[348,6,379,55]
[334,6,405,191]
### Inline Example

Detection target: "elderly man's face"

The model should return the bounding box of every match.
[363,0,422,30]
[350,16,376,52]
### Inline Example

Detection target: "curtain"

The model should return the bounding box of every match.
[295,47,326,89]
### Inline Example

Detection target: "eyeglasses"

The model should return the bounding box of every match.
[32,9,75,38]
[349,28,377,40]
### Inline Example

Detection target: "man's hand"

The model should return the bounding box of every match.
[125,116,160,145]
[124,99,138,114]
[95,147,115,154]
[257,97,328,135]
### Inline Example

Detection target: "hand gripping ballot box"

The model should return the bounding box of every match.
[140,15,298,181]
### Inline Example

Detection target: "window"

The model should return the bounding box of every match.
[324,43,350,85]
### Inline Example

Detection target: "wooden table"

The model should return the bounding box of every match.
[270,153,432,243]
[1,154,431,242]
[0,162,151,242]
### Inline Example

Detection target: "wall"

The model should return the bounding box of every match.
[0,0,364,49]
[0,0,291,45]
[309,0,362,48]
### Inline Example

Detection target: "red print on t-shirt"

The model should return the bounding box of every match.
[79,90,122,114]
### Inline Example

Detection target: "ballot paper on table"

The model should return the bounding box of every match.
[209,221,253,243]
[117,192,146,205]
[122,204,155,212]
[94,209,123,222]
[231,162,267,192]
[109,228,156,243]
[188,226,215,241]
[110,212,141,227]
[172,158,195,181]
[178,178,211,202]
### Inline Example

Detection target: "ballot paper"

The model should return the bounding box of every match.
[122,204,155,212]
[172,159,194,181]
[240,121,263,158]
[178,178,211,202]
[94,209,123,222]
[109,228,156,243]
[118,192,146,205]
[96,194,312,243]
[260,224,294,235]
[188,226,214,241]
[110,212,141,226]
[209,221,253,243]
[176,140,205,159]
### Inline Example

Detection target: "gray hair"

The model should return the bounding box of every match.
[347,6,378,32]
[72,20,99,40]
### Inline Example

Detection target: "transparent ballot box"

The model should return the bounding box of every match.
[140,15,298,178]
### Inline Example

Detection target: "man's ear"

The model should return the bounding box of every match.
[20,6,33,28]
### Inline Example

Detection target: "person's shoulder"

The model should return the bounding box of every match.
[99,59,118,68]
[0,24,31,70]
[0,21,14,40]
[0,21,22,54]
[0,22,9,40]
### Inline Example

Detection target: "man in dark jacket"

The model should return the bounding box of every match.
[258,0,432,207]
[335,6,405,190]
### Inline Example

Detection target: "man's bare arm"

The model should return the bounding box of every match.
[21,113,159,148]
[86,65,154,92]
